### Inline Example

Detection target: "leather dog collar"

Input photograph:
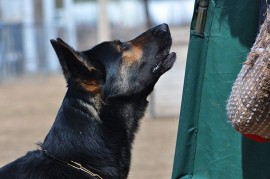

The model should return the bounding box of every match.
[42,149,103,179]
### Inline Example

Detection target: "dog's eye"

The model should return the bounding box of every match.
[114,40,129,52]
[121,42,129,51]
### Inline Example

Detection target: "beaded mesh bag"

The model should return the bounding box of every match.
[227,10,270,141]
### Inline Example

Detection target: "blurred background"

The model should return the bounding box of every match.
[0,0,193,178]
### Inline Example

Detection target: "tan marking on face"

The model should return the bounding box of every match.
[122,44,143,66]
[118,43,143,91]
[79,80,100,94]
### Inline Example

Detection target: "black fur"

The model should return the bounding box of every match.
[0,24,176,179]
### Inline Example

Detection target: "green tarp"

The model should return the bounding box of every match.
[172,0,270,178]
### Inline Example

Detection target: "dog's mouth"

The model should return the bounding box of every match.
[151,24,176,75]
[152,49,176,75]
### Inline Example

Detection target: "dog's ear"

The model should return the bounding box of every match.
[50,38,96,82]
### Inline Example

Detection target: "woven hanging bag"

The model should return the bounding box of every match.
[227,11,270,142]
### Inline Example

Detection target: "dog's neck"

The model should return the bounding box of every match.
[42,87,148,178]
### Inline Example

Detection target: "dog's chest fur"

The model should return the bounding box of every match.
[41,87,148,178]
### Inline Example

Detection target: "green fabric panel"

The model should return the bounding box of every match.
[172,0,259,178]
[193,1,259,178]
[171,2,210,178]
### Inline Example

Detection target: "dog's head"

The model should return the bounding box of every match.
[51,24,176,101]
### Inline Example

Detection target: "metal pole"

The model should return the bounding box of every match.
[22,0,38,72]
[42,0,58,72]
[63,0,77,48]
[97,0,111,43]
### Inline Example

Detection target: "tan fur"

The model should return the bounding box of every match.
[79,80,100,94]
[122,44,143,65]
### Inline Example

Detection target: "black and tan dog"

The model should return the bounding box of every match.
[0,24,176,179]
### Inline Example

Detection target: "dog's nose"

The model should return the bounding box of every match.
[158,23,169,32]
[153,23,170,36]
